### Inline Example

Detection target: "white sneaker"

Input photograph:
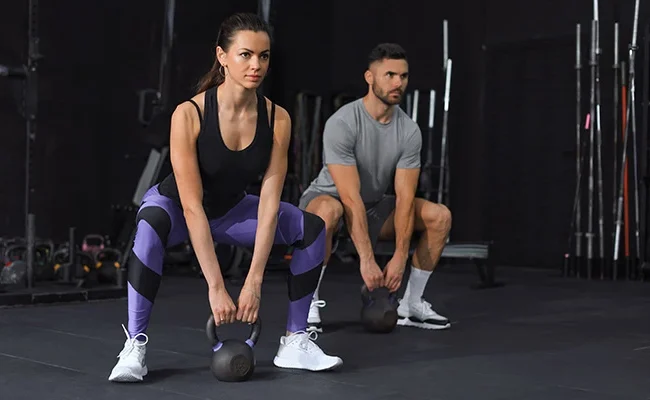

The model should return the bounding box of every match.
[397,298,451,330]
[307,299,326,333]
[273,331,343,371]
[108,325,149,382]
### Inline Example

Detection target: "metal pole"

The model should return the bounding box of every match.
[438,59,452,205]
[575,23,583,275]
[594,14,606,280]
[641,24,650,273]
[25,0,40,239]
[157,0,176,110]
[411,89,419,122]
[26,214,35,288]
[614,0,641,278]
[629,0,642,278]
[420,90,436,201]
[613,23,620,270]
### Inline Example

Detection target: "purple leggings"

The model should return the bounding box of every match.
[127,185,325,336]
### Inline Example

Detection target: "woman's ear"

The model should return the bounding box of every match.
[216,46,227,66]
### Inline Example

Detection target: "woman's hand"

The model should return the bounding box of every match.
[208,286,237,326]
[237,280,261,323]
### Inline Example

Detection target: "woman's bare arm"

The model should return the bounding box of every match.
[169,102,225,291]
[246,104,291,283]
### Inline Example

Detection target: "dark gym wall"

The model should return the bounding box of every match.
[480,0,650,267]
[0,0,162,241]
[0,0,256,242]
[0,3,28,234]
[1,0,647,270]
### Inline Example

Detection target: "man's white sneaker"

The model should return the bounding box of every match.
[108,325,149,382]
[396,298,451,330]
[307,299,326,333]
[273,331,342,371]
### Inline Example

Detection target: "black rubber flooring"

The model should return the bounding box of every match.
[1,264,649,400]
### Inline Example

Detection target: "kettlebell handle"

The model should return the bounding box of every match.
[206,314,262,349]
[4,244,28,259]
[83,234,105,244]
[361,284,397,301]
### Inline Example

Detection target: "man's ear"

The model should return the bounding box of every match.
[364,69,373,85]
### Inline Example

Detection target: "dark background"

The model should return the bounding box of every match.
[1,0,649,270]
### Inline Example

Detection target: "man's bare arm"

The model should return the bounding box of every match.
[328,164,375,263]
[393,168,419,260]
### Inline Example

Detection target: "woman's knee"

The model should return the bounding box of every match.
[298,210,326,249]
[136,206,173,245]
[130,205,174,276]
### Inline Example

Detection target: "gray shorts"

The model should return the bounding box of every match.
[298,190,396,250]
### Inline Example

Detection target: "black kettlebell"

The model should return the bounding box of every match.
[206,314,262,382]
[360,285,399,333]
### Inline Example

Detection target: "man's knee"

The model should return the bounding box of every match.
[420,201,452,233]
[305,195,344,232]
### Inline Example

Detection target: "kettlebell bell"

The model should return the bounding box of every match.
[206,314,262,382]
[360,285,399,333]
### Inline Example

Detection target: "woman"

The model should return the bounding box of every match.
[109,12,342,382]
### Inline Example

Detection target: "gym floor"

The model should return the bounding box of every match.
[1,262,649,400]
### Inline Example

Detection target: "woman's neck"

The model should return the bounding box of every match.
[217,79,257,115]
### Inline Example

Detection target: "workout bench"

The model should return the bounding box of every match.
[335,232,501,289]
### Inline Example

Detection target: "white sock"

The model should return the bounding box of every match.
[313,264,327,301]
[403,266,432,303]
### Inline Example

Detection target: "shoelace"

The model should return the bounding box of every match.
[311,299,326,309]
[117,324,149,359]
[289,330,319,351]
[420,298,432,309]
[402,297,436,315]
[416,298,445,318]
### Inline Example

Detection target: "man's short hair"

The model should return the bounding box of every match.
[368,43,408,67]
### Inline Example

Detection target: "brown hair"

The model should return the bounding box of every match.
[195,12,272,93]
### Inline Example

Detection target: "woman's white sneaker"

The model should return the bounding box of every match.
[108,325,149,382]
[273,331,342,371]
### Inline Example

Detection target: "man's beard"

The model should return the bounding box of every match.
[372,84,402,106]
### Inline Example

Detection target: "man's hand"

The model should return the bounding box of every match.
[208,286,237,326]
[237,280,261,324]
[383,253,408,292]
[360,259,384,291]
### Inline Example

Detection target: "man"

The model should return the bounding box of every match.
[298,43,452,333]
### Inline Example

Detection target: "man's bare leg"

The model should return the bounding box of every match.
[378,198,452,329]
[304,194,344,332]
[306,195,344,263]
[411,200,452,271]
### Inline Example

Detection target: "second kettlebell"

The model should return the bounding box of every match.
[360,285,399,333]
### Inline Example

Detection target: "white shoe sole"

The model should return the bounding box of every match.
[108,365,148,382]
[397,318,451,330]
[273,356,342,372]
[307,324,323,333]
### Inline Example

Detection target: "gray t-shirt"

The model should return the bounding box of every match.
[303,98,422,205]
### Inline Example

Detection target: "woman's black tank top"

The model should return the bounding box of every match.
[158,86,276,218]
